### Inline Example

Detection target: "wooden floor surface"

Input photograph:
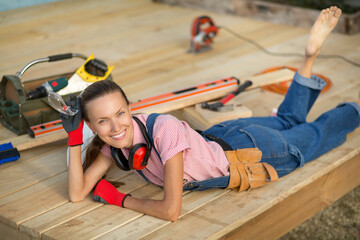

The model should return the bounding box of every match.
[0,0,359,239]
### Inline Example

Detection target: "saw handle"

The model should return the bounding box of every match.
[48,53,74,62]
[219,80,253,105]
[17,53,88,78]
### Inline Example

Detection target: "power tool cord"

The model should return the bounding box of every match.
[219,26,360,68]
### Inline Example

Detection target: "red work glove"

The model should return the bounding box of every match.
[60,95,84,147]
[93,179,131,208]
[66,119,84,146]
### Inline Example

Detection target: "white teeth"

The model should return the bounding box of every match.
[112,131,125,139]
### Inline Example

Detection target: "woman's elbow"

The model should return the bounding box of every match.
[69,193,86,203]
[168,212,180,222]
[165,205,181,222]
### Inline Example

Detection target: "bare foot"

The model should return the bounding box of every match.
[305,6,342,57]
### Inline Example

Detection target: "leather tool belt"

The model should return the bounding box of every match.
[225,148,278,191]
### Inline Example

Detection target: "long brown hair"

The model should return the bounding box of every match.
[81,80,129,173]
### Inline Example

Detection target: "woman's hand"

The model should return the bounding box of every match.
[60,95,84,147]
[93,179,130,207]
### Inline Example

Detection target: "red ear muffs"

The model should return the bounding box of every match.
[128,143,147,170]
[111,116,152,171]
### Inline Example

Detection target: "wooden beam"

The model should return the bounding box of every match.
[0,130,68,151]
[218,153,360,240]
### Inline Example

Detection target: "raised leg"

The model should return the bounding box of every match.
[299,6,342,78]
[276,6,342,128]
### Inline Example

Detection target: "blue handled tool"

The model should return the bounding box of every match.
[0,142,20,165]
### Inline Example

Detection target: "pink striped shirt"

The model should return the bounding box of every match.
[101,114,229,186]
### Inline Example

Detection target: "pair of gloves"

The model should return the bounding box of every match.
[60,96,130,208]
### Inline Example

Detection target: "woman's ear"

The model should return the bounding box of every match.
[85,120,96,134]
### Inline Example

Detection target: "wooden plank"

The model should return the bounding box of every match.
[116,20,273,91]
[175,89,263,130]
[0,172,68,228]
[0,222,33,240]
[0,0,148,29]
[19,172,145,238]
[124,26,304,100]
[19,195,101,239]
[194,102,252,125]
[173,105,214,131]
[0,1,188,78]
[97,189,230,239]
[0,130,68,152]
[0,139,66,172]
[0,148,67,198]
[0,1,156,55]
[132,68,294,114]
[0,0,358,239]
[41,184,165,240]
[218,153,360,240]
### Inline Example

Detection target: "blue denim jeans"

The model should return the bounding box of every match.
[183,72,360,191]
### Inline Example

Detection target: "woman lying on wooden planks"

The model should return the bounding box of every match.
[62,6,360,221]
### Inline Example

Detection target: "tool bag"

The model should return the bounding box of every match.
[0,53,112,135]
[225,148,278,191]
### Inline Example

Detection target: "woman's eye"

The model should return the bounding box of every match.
[117,111,125,117]
[98,119,106,124]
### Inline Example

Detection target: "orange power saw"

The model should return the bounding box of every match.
[189,16,219,53]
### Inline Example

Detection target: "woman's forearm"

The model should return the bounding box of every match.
[124,196,181,222]
[123,152,184,221]
[68,148,112,202]
[67,146,86,202]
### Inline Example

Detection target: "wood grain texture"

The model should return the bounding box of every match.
[0,0,359,239]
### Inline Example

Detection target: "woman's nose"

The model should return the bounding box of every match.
[110,119,121,132]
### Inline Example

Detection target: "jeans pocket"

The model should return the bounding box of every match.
[239,124,288,159]
[288,144,305,168]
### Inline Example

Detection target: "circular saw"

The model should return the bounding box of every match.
[189,16,219,54]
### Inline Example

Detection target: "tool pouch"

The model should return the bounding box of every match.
[225,148,278,191]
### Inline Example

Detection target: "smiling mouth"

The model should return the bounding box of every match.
[111,130,126,139]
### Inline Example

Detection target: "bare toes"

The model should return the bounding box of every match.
[334,8,342,18]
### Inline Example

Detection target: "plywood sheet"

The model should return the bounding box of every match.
[0,0,359,239]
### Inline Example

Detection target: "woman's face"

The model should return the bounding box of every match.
[85,91,133,149]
